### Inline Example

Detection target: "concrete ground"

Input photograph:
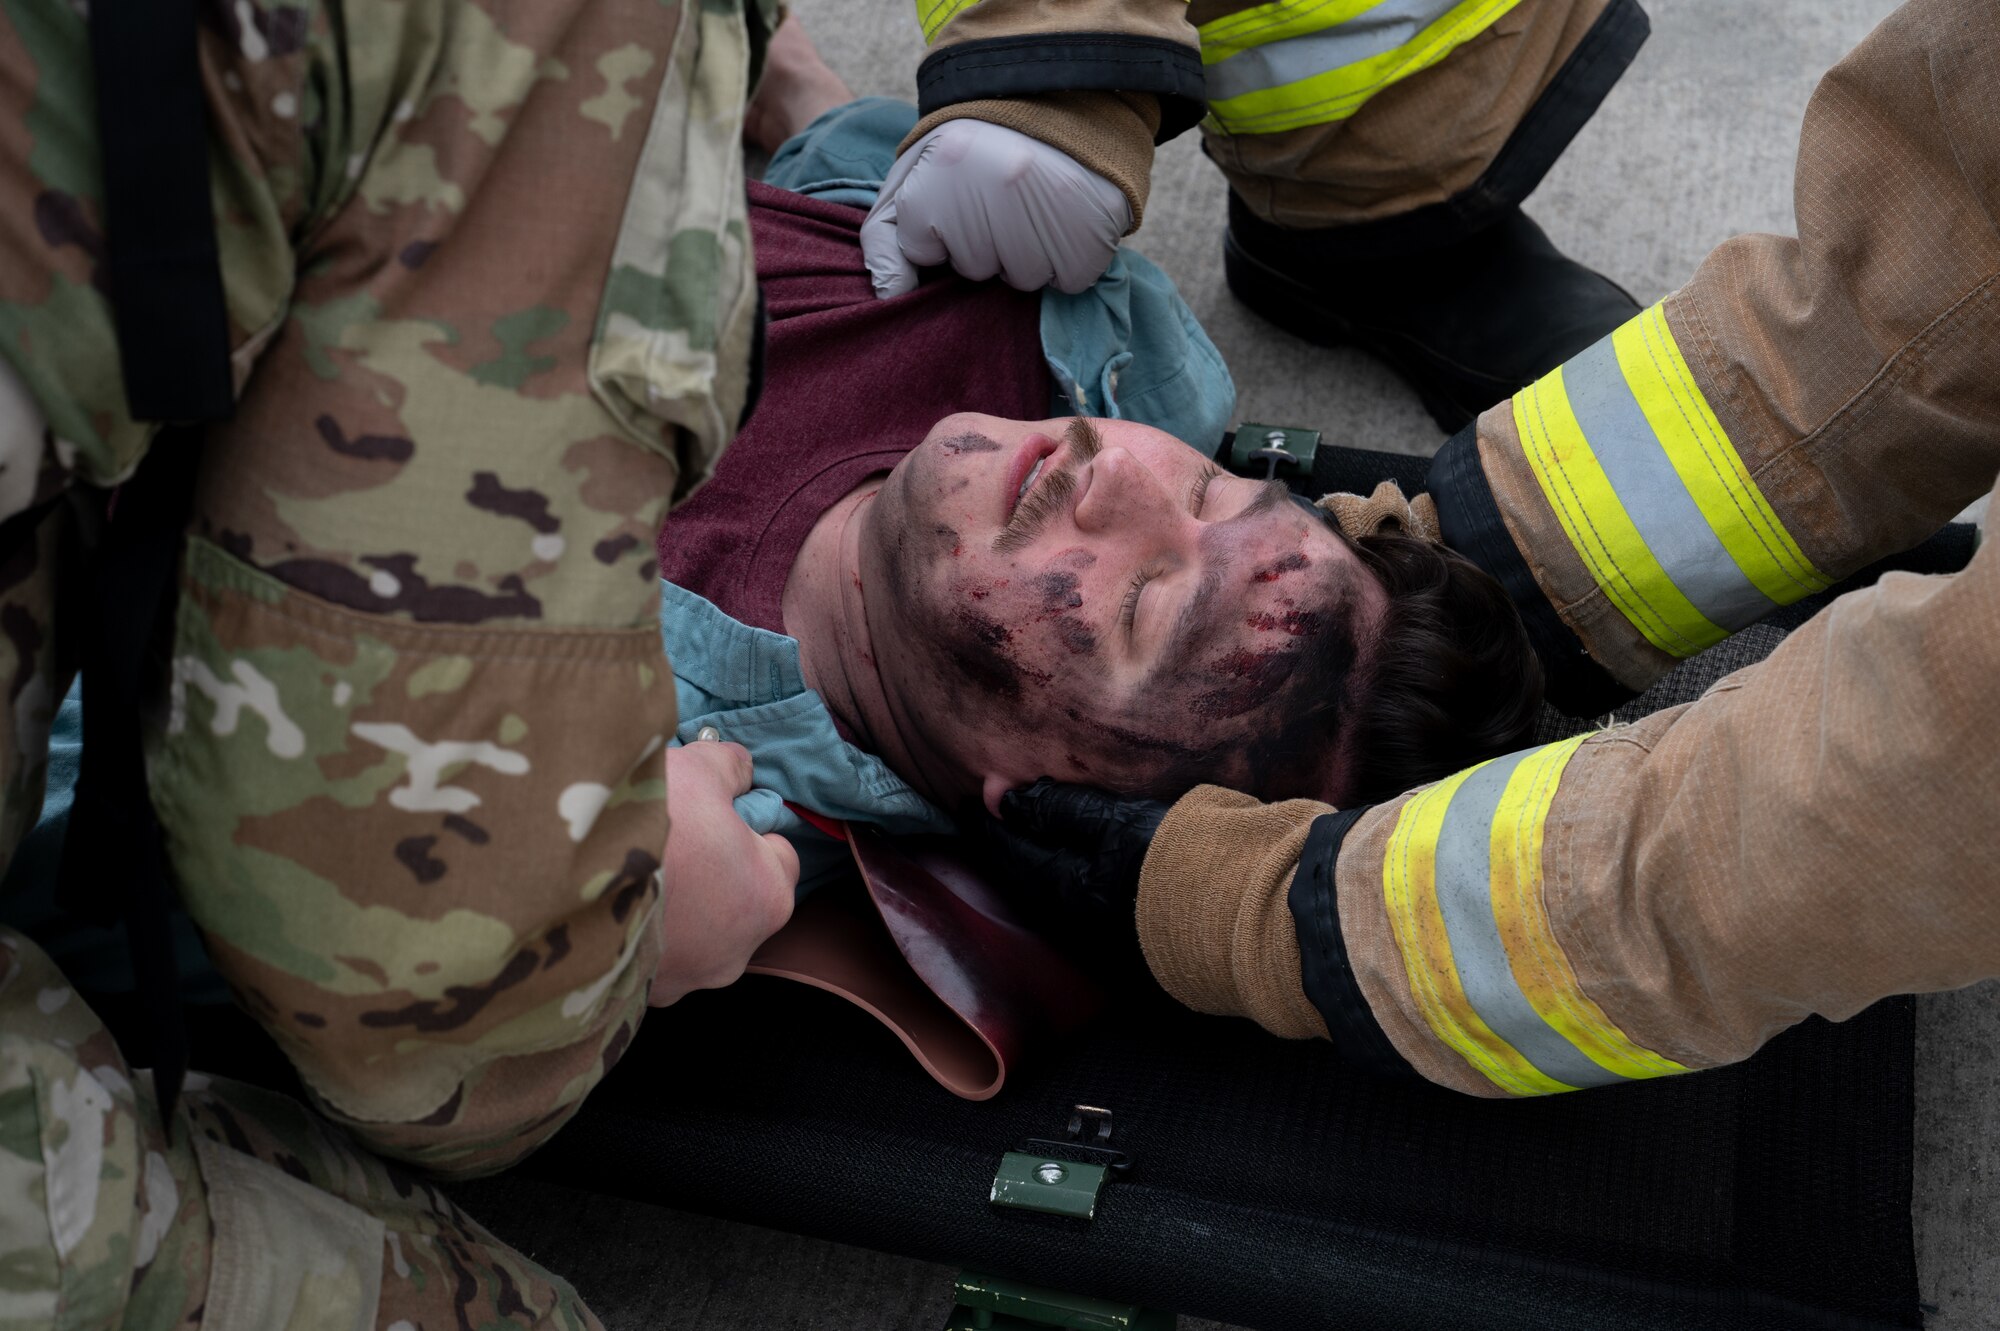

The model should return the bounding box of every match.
[459,2,1999,1326]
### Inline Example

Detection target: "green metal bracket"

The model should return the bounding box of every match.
[1228,422,1322,479]
[989,1151,1108,1221]
[944,1272,1176,1330]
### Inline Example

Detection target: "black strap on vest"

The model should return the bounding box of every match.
[63,0,235,1123]
[88,0,234,422]
[57,437,204,1121]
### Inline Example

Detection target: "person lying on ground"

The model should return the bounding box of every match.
[648,31,1545,999]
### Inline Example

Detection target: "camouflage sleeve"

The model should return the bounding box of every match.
[5,0,767,1178]
[0,0,368,494]
[0,929,601,1330]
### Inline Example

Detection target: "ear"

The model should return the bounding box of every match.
[980,772,1017,820]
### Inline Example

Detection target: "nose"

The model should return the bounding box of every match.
[1072,446,1179,535]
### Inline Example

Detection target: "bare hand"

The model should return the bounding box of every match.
[650,740,800,1006]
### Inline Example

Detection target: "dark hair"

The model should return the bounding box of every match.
[1335,531,1546,804]
[1202,524,1542,809]
[1090,516,1542,810]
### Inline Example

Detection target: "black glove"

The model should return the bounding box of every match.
[987,779,1170,938]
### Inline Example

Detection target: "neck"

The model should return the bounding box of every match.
[781,477,960,808]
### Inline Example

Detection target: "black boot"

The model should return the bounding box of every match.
[1224,193,1641,432]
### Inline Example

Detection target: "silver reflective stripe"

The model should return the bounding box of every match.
[1431,750,1624,1089]
[1563,336,1782,633]
[1202,0,1463,104]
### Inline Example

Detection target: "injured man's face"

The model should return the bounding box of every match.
[857,414,1388,815]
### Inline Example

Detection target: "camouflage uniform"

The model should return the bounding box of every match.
[1,0,771,1321]
[0,927,599,1330]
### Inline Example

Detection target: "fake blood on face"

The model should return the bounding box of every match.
[1246,608,1324,636]
[1191,646,1297,720]
[1252,551,1310,583]
[945,604,1050,702]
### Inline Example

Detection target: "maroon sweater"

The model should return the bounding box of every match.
[657,181,1052,632]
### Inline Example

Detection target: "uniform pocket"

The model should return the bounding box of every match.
[193,1133,384,1331]
[150,538,670,1143]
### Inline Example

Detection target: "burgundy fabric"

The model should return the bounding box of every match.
[658,180,1051,632]
[749,827,1104,1100]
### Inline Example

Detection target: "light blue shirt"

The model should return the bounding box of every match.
[661,580,956,897]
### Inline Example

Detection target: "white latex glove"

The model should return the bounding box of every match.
[860,118,1133,299]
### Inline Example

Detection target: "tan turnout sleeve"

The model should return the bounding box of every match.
[1201,0,1615,227]
[1135,0,2000,1098]
[899,91,1163,229]
[1144,468,1999,1095]
[1473,0,2000,692]
[1336,468,2000,1097]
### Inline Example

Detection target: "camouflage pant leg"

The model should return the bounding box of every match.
[5,0,763,1176]
[148,0,762,1176]
[0,928,601,1331]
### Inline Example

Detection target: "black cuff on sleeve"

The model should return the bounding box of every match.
[1287,808,1412,1078]
[915,34,1207,142]
[1428,422,1634,718]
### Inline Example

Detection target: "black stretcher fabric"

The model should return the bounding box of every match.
[523,978,1917,1329]
[501,446,1962,1329]
[160,447,1966,1329]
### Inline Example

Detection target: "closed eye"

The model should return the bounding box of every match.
[1120,569,1155,632]
[1189,467,1220,518]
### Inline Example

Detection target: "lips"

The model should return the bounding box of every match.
[1003,432,1063,520]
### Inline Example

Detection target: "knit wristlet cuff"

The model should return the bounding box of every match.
[1136,785,1328,1039]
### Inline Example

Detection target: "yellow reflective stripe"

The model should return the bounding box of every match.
[1197,0,1392,64]
[1382,764,1574,1097]
[917,0,980,44]
[1514,303,1830,658]
[1615,306,1831,604]
[1204,0,1521,134]
[1512,364,1728,658]
[1488,738,1688,1082]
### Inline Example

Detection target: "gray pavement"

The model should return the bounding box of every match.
[459,2,2000,1325]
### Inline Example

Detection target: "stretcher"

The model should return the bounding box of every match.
[137,445,1973,1330]
[461,445,1970,1330]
